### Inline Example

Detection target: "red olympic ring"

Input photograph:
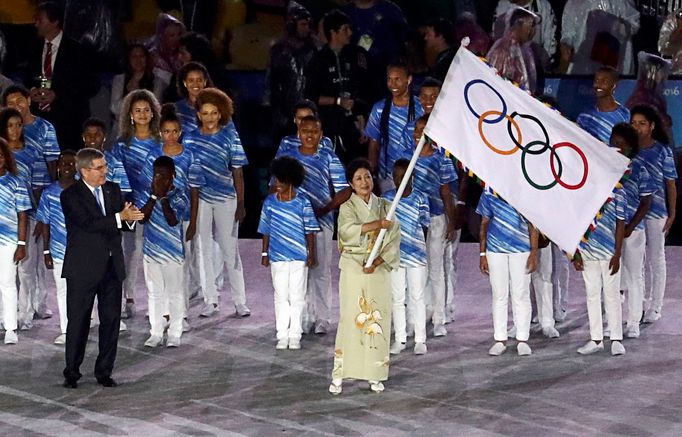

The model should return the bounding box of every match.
[550,142,588,190]
[478,110,522,156]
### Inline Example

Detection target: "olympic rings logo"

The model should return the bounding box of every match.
[463,79,588,190]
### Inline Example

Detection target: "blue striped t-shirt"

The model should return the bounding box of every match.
[579,188,627,261]
[36,182,67,262]
[143,189,188,264]
[0,172,33,245]
[382,189,430,267]
[23,117,59,187]
[623,156,654,231]
[408,147,457,217]
[637,142,678,219]
[112,136,160,204]
[576,104,630,143]
[476,192,531,254]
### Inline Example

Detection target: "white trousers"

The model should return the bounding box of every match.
[621,229,646,327]
[581,259,623,340]
[144,257,185,338]
[305,225,333,325]
[122,224,144,301]
[0,243,18,331]
[426,214,448,325]
[18,219,48,321]
[391,265,427,344]
[197,198,246,307]
[52,261,67,334]
[271,261,307,341]
[444,229,461,315]
[531,246,555,329]
[551,243,570,316]
[644,217,667,313]
[182,221,202,317]
[487,251,531,342]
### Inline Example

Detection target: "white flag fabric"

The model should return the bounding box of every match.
[424,46,630,255]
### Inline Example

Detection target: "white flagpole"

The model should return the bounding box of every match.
[364,135,427,268]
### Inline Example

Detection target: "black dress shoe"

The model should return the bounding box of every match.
[97,377,118,387]
[63,379,78,389]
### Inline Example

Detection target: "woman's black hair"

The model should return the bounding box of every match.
[345,157,372,184]
[380,61,416,170]
[271,156,305,188]
[610,122,640,157]
[630,104,670,145]
[0,107,24,144]
[292,99,319,117]
[160,103,181,126]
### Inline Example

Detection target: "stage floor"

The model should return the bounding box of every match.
[1,241,681,436]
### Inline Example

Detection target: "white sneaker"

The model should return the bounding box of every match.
[517,342,532,356]
[328,379,342,395]
[275,339,288,350]
[288,338,301,350]
[389,342,406,355]
[119,321,127,332]
[314,320,329,335]
[611,340,625,356]
[200,303,218,318]
[542,326,560,338]
[54,333,66,345]
[166,336,181,348]
[144,335,163,348]
[235,304,251,317]
[488,342,506,356]
[643,309,661,323]
[414,342,427,355]
[369,381,385,393]
[577,340,604,355]
[625,325,640,338]
[4,330,17,344]
[433,324,447,337]
[182,318,192,332]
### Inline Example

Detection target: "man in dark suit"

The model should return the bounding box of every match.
[61,148,144,388]
[27,1,99,149]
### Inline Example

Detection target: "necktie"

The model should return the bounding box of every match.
[94,187,105,215]
[44,42,53,78]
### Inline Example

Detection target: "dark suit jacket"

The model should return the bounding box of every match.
[61,180,129,290]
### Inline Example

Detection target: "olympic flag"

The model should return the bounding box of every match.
[424,46,630,255]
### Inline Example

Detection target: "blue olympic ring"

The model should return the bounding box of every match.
[463,79,507,124]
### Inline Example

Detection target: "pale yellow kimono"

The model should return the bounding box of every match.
[332,193,400,382]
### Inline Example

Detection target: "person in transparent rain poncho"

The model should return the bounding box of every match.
[659,8,682,74]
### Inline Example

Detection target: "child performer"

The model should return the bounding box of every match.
[383,158,430,355]
[572,187,627,356]
[259,156,319,349]
[139,156,188,347]
[37,150,77,345]
[0,138,31,344]
[478,190,538,356]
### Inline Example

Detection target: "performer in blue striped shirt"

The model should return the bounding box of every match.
[383,159,430,355]
[81,118,132,195]
[0,138,31,345]
[182,88,251,318]
[477,191,538,357]
[139,156,188,348]
[112,90,162,319]
[274,115,351,334]
[366,61,423,191]
[576,67,630,144]
[259,157,319,350]
[573,188,627,356]
[174,62,213,134]
[399,77,442,153]
[275,100,333,155]
[37,150,77,345]
[630,105,678,324]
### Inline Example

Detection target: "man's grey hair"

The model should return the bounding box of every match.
[76,148,105,172]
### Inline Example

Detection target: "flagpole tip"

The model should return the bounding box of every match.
[461,37,470,48]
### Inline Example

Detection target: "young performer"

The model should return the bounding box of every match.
[82,118,131,195]
[276,100,333,154]
[174,61,213,134]
[478,190,538,356]
[577,66,630,143]
[572,187,627,356]
[139,156,188,347]
[259,156,319,350]
[37,150,77,345]
[383,158,430,355]
[182,88,250,318]
[0,138,31,344]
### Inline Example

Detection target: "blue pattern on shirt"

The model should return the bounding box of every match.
[383,189,430,267]
[36,182,67,261]
[476,192,530,253]
[277,134,334,155]
[637,142,678,219]
[0,172,32,245]
[112,136,160,204]
[407,147,457,216]
[176,98,198,134]
[365,98,424,178]
[184,123,248,203]
[274,145,347,229]
[623,156,655,231]
[576,104,630,143]
[258,193,320,262]
[579,188,627,260]
[23,117,59,187]
[143,189,188,264]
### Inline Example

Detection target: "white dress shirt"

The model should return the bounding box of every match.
[41,31,63,77]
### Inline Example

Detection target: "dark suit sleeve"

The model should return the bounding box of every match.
[61,188,119,235]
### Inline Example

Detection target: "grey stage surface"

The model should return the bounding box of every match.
[1,241,681,436]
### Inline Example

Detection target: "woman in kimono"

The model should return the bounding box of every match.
[329,158,400,395]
